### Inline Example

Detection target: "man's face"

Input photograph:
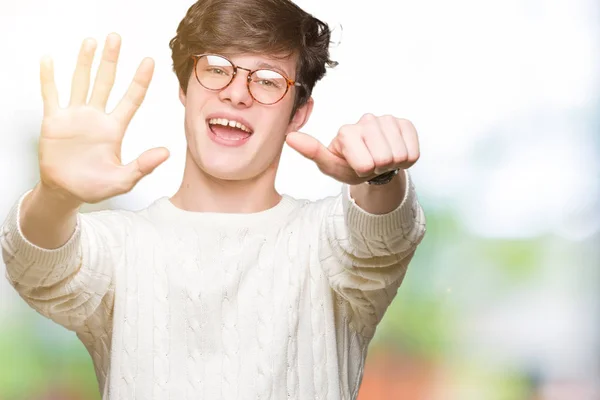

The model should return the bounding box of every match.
[179,53,313,181]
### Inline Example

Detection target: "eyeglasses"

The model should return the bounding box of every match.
[192,54,303,105]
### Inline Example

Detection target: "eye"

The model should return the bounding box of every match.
[251,70,286,90]
[257,79,278,87]
[254,79,284,90]
[206,67,229,76]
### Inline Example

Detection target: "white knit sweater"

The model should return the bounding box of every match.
[1,174,425,400]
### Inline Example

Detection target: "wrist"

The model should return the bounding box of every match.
[350,171,405,214]
[33,182,82,214]
[19,184,80,250]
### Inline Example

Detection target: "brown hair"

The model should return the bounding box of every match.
[169,0,338,115]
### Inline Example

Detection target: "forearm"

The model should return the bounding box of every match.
[349,170,407,215]
[3,186,121,331]
[20,183,81,249]
[320,171,425,335]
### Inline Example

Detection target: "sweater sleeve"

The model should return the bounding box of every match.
[319,170,426,337]
[1,190,127,333]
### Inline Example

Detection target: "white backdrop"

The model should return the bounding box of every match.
[1,0,597,236]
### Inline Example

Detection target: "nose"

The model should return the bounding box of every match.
[218,69,253,108]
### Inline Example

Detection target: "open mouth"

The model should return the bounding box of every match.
[207,118,254,141]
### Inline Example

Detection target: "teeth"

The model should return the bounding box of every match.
[209,118,252,133]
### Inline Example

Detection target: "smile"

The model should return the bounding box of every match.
[206,117,254,147]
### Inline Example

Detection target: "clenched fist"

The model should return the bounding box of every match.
[286,113,419,185]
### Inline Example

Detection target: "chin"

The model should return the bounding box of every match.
[195,151,258,181]
[204,165,255,181]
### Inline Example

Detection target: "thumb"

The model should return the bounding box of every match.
[286,132,349,179]
[123,146,170,187]
[286,131,334,166]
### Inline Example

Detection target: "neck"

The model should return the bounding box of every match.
[170,149,282,214]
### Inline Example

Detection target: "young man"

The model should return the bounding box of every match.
[1,0,426,399]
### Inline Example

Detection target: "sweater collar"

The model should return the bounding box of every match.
[147,194,301,232]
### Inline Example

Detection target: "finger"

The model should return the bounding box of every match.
[111,57,155,128]
[69,38,97,107]
[337,126,375,177]
[286,132,352,179]
[119,147,170,192]
[89,33,121,110]
[362,122,394,175]
[397,118,420,166]
[358,112,376,124]
[379,115,408,168]
[40,56,59,116]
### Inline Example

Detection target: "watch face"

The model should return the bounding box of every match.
[367,169,398,185]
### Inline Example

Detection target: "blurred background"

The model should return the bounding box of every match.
[0,0,598,399]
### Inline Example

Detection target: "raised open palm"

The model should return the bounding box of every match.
[39,33,169,204]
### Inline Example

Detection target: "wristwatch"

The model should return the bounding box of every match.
[366,169,399,185]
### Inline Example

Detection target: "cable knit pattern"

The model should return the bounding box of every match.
[120,231,138,400]
[285,226,301,400]
[256,235,274,399]
[1,172,426,400]
[309,241,329,400]
[221,230,244,400]
[184,227,205,399]
[153,230,170,400]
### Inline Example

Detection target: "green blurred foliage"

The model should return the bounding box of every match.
[0,314,100,400]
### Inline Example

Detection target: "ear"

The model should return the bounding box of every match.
[286,97,314,134]
[179,86,186,106]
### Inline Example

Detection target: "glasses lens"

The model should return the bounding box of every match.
[196,55,234,90]
[249,70,288,104]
